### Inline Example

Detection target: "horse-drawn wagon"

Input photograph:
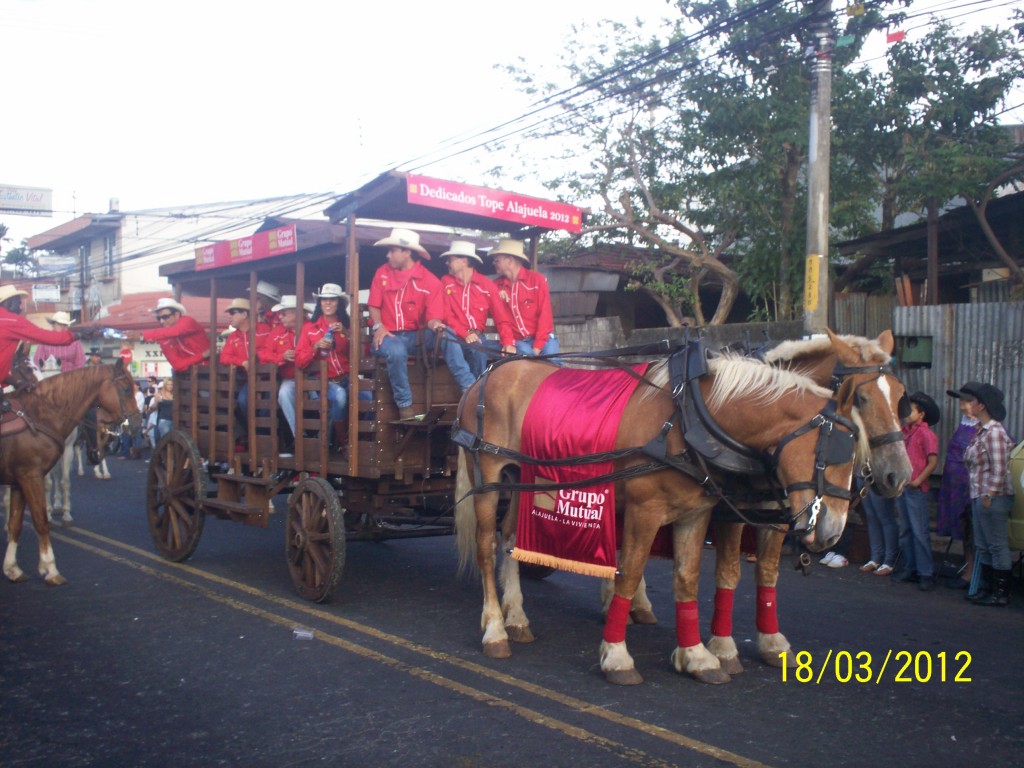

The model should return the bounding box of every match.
[145,171,583,602]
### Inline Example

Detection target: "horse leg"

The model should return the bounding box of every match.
[707,521,745,676]
[44,472,57,522]
[498,495,534,643]
[754,528,794,668]
[75,442,85,477]
[670,513,731,684]
[3,487,29,583]
[101,458,111,480]
[60,443,74,526]
[21,475,65,585]
[600,573,658,625]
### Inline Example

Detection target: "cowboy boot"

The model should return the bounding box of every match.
[966,564,993,602]
[331,420,348,452]
[973,570,1010,607]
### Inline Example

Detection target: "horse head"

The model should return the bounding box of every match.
[96,359,141,434]
[826,329,912,498]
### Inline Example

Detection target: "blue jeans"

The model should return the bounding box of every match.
[972,494,1013,570]
[442,329,488,391]
[310,381,347,422]
[374,330,434,409]
[896,487,933,578]
[862,490,899,566]
[278,379,297,437]
[514,334,558,357]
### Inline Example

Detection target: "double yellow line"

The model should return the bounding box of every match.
[56,528,773,768]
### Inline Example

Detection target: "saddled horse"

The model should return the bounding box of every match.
[1,361,138,585]
[700,330,913,676]
[36,358,79,525]
[455,352,863,685]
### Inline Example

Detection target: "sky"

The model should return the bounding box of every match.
[2,0,1021,254]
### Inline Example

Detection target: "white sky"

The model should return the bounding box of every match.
[2,0,1020,252]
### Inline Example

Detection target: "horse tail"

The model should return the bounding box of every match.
[455,448,478,576]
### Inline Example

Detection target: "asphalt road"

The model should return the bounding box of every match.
[2,458,1022,768]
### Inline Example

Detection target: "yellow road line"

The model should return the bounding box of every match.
[59,528,775,768]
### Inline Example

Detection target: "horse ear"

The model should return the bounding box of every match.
[826,329,856,362]
[876,330,895,356]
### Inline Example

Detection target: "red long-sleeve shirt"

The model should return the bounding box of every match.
[258,324,297,379]
[367,261,443,332]
[494,267,554,350]
[294,316,350,379]
[218,323,270,367]
[439,271,515,347]
[141,315,210,372]
[0,308,74,384]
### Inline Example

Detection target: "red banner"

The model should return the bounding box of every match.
[195,224,297,271]
[406,174,583,233]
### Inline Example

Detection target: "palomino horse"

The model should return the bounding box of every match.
[1,361,138,585]
[455,352,859,685]
[700,330,913,677]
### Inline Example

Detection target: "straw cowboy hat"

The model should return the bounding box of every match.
[907,391,940,426]
[0,285,29,304]
[47,311,76,326]
[374,228,430,259]
[271,295,298,313]
[314,283,348,305]
[224,298,251,314]
[150,297,187,315]
[303,302,316,316]
[489,238,529,264]
[255,280,281,302]
[954,382,1007,422]
[440,240,483,264]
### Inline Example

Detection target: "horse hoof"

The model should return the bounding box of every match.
[761,651,794,668]
[692,667,732,685]
[629,608,658,625]
[7,572,29,584]
[506,625,535,644]
[718,655,745,676]
[77,470,84,477]
[44,575,68,586]
[605,668,644,686]
[483,640,512,659]
[61,519,74,529]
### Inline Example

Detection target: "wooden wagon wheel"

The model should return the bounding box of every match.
[285,477,345,603]
[146,430,208,562]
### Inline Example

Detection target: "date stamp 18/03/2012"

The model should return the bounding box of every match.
[779,650,972,684]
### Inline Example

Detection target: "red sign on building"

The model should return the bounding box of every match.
[406,175,583,233]
[195,224,298,271]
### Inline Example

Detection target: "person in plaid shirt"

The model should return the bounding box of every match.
[959,383,1014,607]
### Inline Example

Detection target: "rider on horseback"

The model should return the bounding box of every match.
[0,285,81,396]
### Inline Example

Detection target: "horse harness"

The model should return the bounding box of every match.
[451,340,859,535]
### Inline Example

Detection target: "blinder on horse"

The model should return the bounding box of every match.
[831,362,907,449]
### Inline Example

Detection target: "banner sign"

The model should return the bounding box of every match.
[32,283,61,302]
[406,174,583,233]
[0,185,53,216]
[195,224,297,271]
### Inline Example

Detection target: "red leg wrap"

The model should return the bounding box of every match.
[603,594,631,644]
[756,586,779,634]
[710,588,735,637]
[675,600,701,648]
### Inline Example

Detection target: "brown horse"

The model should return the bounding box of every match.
[455,352,859,685]
[699,330,913,677]
[1,361,138,585]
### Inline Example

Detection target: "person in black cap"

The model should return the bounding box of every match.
[894,391,940,590]
[87,347,103,365]
[957,382,1014,607]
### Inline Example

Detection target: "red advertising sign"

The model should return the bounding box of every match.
[406,175,583,233]
[195,224,297,271]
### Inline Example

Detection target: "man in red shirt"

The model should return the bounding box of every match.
[0,285,77,386]
[259,295,300,450]
[437,240,514,392]
[125,298,210,372]
[490,239,558,357]
[219,298,270,415]
[367,228,443,420]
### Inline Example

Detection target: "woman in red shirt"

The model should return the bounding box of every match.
[294,284,350,447]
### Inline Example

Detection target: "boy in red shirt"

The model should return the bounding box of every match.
[894,392,940,590]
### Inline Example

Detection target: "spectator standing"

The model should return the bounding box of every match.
[490,239,558,357]
[367,228,443,420]
[938,385,981,589]
[959,383,1014,607]
[858,485,899,577]
[34,311,85,372]
[894,392,941,591]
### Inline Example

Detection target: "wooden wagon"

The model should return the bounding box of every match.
[145,171,582,601]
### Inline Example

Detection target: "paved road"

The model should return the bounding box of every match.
[2,459,1022,767]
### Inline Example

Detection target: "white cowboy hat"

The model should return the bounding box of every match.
[224,298,251,314]
[440,240,483,264]
[489,238,529,264]
[303,302,316,316]
[373,227,431,259]
[255,280,281,302]
[0,285,29,304]
[271,295,298,313]
[150,297,187,315]
[315,283,346,299]
[47,310,76,326]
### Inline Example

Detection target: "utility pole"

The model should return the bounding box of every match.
[803,0,834,335]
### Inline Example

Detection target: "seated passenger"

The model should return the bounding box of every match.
[259,295,300,453]
[491,239,558,357]
[294,283,351,450]
[218,298,270,414]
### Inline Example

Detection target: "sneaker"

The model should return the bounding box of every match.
[820,552,837,565]
[874,564,894,577]
[826,554,849,568]
[278,452,293,458]
[859,560,879,573]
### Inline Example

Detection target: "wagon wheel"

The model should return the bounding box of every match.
[285,477,345,603]
[147,430,208,562]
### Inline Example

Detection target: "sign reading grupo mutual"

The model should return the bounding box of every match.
[0,185,53,216]
[406,174,583,233]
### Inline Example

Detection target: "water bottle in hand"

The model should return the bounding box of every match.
[321,328,333,358]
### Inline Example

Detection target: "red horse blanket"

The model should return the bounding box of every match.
[512,365,646,578]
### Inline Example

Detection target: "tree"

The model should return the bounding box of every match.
[1,242,40,279]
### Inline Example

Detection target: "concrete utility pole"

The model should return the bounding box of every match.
[803,0,834,334]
